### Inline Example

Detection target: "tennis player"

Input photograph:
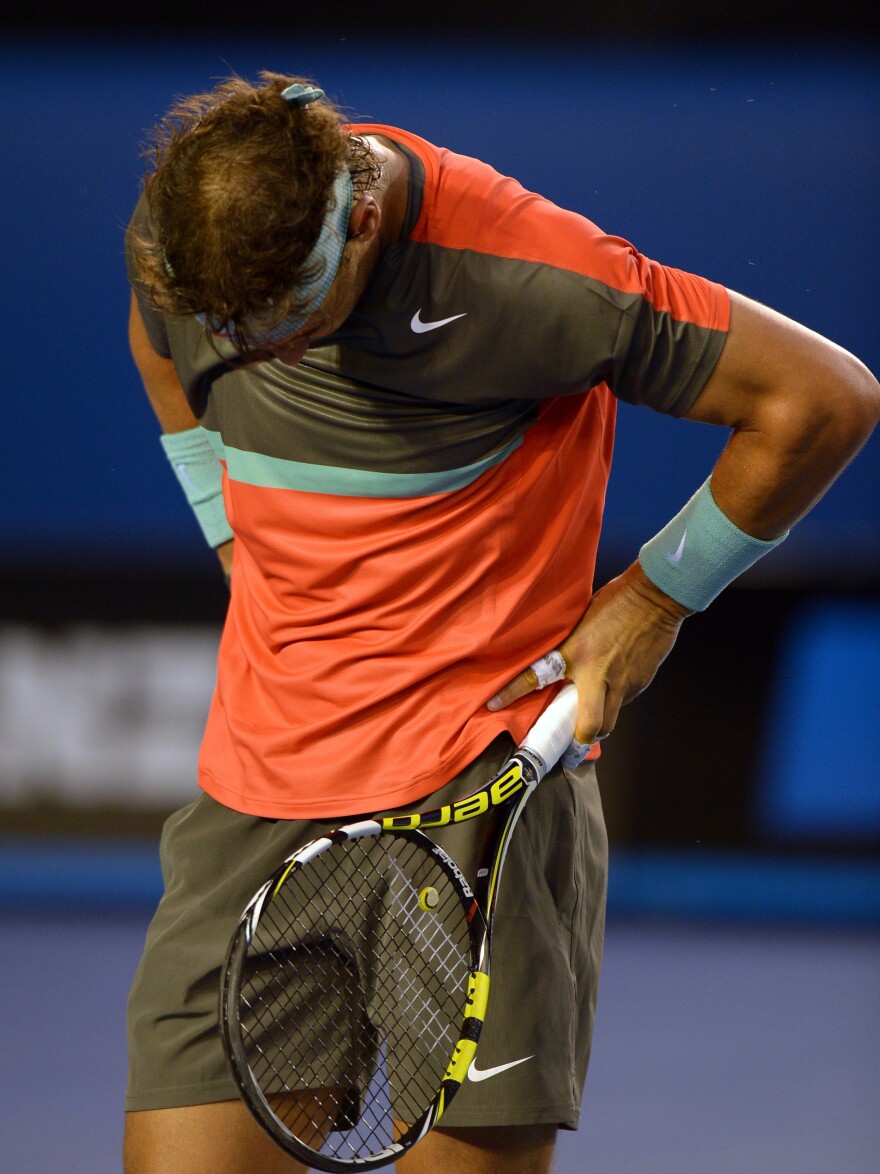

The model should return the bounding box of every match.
[123,74,878,1174]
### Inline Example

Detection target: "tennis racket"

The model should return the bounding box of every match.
[220,682,578,1171]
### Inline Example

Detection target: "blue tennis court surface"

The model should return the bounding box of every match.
[1,910,877,1173]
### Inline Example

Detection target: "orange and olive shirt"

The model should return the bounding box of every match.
[128,124,730,818]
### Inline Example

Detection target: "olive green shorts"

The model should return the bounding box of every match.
[126,737,607,1129]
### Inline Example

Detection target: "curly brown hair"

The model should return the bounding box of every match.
[130,71,381,335]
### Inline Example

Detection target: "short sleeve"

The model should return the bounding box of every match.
[607,258,730,416]
[125,193,172,360]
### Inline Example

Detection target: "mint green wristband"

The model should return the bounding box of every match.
[160,427,234,549]
[638,478,788,611]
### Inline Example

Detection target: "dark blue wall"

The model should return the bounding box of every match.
[2,37,878,575]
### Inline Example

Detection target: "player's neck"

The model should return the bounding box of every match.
[365,136,409,250]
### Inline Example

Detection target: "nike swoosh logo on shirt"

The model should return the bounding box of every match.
[410,309,468,333]
[664,529,688,565]
[467,1055,534,1083]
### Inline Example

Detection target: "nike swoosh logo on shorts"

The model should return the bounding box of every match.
[664,528,688,565]
[410,309,467,333]
[467,1055,534,1082]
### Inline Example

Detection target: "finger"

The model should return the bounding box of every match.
[561,735,596,769]
[593,690,623,743]
[562,693,609,768]
[562,674,613,767]
[486,650,567,711]
[570,672,607,746]
[529,650,567,690]
[485,667,539,711]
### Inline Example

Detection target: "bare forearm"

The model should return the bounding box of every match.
[128,291,198,432]
[710,442,850,547]
[688,292,880,539]
[489,290,879,746]
[128,291,234,570]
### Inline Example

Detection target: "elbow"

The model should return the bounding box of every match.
[827,353,880,456]
[765,352,880,479]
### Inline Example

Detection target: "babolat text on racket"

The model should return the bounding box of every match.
[220,682,578,1171]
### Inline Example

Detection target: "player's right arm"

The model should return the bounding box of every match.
[489,287,879,746]
[128,291,234,578]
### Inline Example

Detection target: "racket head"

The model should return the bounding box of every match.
[220,825,489,1172]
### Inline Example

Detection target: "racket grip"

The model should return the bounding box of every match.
[518,682,578,779]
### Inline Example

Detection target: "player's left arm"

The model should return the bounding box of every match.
[128,292,235,580]
[489,290,880,745]
[683,290,879,538]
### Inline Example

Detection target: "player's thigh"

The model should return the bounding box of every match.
[397,1123,557,1174]
[123,1101,309,1174]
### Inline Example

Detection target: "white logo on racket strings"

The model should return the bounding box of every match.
[467,1055,534,1082]
[664,528,688,565]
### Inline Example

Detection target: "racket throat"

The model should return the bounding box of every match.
[441,969,490,1088]
[475,781,537,931]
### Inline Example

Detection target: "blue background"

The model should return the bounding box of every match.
[1,37,878,1169]
[1,35,878,862]
[2,37,878,575]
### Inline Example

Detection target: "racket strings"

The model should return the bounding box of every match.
[244,912,372,1105]
[232,833,474,1162]
[239,954,345,1103]
[250,843,460,1144]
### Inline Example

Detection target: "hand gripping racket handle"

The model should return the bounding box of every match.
[518,682,578,779]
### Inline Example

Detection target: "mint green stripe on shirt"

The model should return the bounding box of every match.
[200,427,522,499]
